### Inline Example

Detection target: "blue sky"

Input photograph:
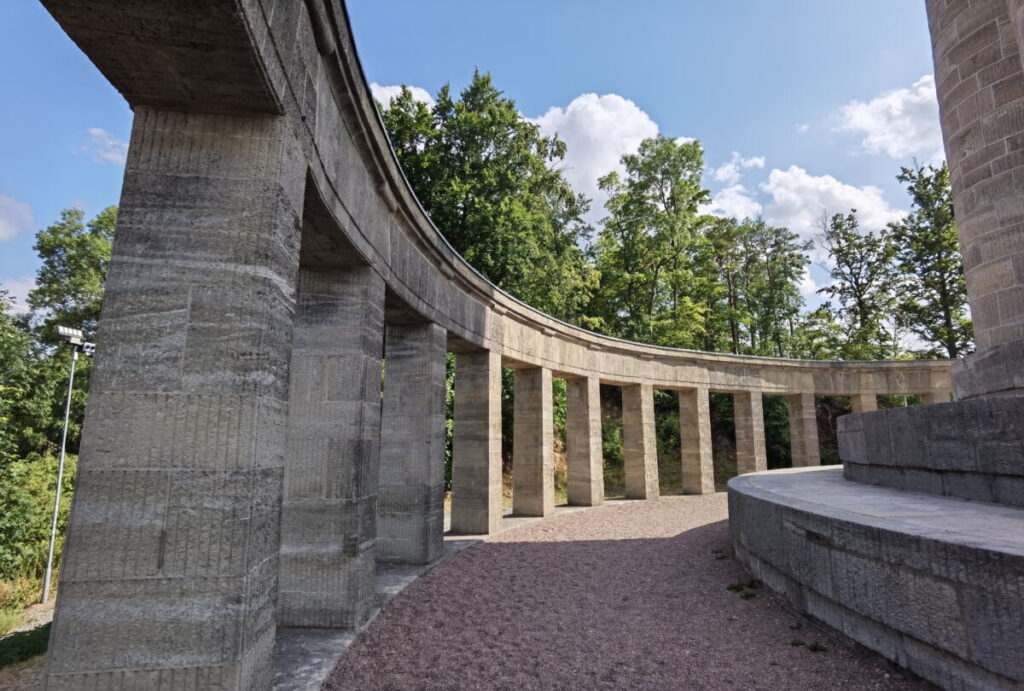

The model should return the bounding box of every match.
[1,0,940,311]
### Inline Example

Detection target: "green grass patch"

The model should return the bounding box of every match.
[0,622,49,668]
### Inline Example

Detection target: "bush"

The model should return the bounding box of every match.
[0,453,76,613]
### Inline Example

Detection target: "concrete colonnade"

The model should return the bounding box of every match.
[35,1,957,686]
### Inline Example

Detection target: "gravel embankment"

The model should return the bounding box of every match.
[326,494,924,690]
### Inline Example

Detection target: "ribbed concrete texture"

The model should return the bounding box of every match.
[679,387,714,494]
[622,383,659,499]
[787,393,821,468]
[33,0,965,685]
[451,351,503,534]
[279,266,385,629]
[513,368,555,516]
[44,109,305,690]
[850,393,878,413]
[378,323,447,564]
[734,391,768,475]
[565,377,603,506]
[731,468,1024,690]
[929,0,1024,395]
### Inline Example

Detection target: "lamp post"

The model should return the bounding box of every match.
[41,326,94,605]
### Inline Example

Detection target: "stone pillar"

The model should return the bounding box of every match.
[622,383,659,499]
[922,390,951,405]
[566,377,603,506]
[279,266,384,628]
[929,0,1024,397]
[679,387,714,494]
[44,110,304,689]
[850,393,877,414]
[378,323,447,565]
[513,367,554,517]
[451,350,502,534]
[788,393,821,468]
[734,391,767,475]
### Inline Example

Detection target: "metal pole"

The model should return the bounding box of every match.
[42,347,78,605]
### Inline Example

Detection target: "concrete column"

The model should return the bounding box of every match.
[922,390,951,405]
[279,266,384,628]
[623,383,659,499]
[788,393,821,468]
[513,367,554,516]
[929,0,1024,396]
[44,110,305,689]
[679,387,714,495]
[378,323,447,565]
[850,393,877,414]
[566,377,603,506]
[734,391,767,475]
[451,350,502,534]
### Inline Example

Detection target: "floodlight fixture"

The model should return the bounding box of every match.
[57,325,84,345]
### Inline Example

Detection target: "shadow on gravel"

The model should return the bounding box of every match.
[325,512,920,690]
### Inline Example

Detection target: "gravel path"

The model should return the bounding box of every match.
[326,494,924,690]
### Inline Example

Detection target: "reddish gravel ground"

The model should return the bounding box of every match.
[325,494,925,690]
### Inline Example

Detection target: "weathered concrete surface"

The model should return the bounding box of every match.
[566,377,603,506]
[679,387,714,494]
[928,0,1024,397]
[850,393,878,414]
[451,350,502,534]
[787,393,821,468]
[730,467,1024,690]
[622,383,659,500]
[734,391,768,476]
[513,367,555,517]
[33,0,962,686]
[44,109,305,690]
[565,378,602,507]
[378,323,447,564]
[840,394,1024,507]
[279,267,384,629]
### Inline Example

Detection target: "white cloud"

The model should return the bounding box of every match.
[1,276,35,313]
[81,128,128,166]
[529,93,660,223]
[370,82,436,109]
[798,267,819,297]
[795,123,811,134]
[836,75,943,161]
[713,151,765,186]
[707,184,763,220]
[0,195,32,243]
[760,165,905,242]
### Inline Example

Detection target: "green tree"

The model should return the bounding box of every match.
[379,75,596,321]
[889,164,971,358]
[0,294,33,464]
[29,206,116,344]
[817,211,899,359]
[590,135,710,345]
[739,220,810,357]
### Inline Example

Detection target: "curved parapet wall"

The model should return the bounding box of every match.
[730,468,1024,690]
[36,0,952,688]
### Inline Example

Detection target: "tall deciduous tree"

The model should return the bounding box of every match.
[378,74,596,321]
[889,164,971,358]
[590,135,710,346]
[817,211,899,359]
[29,206,116,344]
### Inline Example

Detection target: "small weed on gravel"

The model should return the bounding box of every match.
[807,642,829,653]
[790,639,806,647]
[711,548,728,560]
[726,578,760,599]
